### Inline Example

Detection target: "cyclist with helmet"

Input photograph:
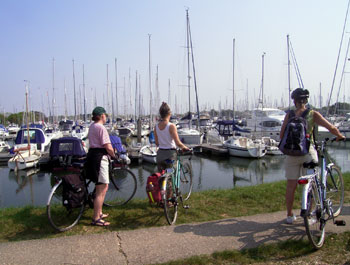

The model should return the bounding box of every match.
[280,88,345,224]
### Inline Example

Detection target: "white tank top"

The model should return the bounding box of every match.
[156,122,176,149]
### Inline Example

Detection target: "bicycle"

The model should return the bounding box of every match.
[160,149,193,225]
[297,137,346,249]
[47,156,137,232]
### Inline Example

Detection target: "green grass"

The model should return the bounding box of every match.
[155,232,350,265]
[1,173,350,243]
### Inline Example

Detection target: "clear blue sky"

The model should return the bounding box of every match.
[0,0,348,116]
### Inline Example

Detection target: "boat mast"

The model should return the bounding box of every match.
[83,64,86,122]
[106,64,110,117]
[52,58,56,124]
[148,34,152,129]
[232,38,235,120]
[64,79,68,120]
[135,71,138,121]
[260,52,266,109]
[327,0,350,116]
[115,58,118,120]
[188,12,200,130]
[24,80,31,156]
[287,35,291,109]
[186,9,191,117]
[72,59,77,121]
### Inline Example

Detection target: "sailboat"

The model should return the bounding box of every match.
[177,9,203,145]
[8,83,41,170]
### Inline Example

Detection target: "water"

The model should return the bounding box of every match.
[1,142,349,208]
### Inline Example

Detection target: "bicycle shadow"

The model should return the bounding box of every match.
[174,216,307,249]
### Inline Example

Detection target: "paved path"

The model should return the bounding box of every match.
[1,206,350,265]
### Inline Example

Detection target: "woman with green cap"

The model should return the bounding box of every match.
[86,106,116,226]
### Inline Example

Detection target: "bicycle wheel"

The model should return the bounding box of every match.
[162,176,178,225]
[325,165,344,217]
[47,180,84,232]
[303,182,325,249]
[179,161,193,201]
[104,168,137,206]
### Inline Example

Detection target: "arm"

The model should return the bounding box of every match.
[169,123,189,151]
[103,143,117,159]
[313,111,345,141]
[279,112,289,140]
[154,127,159,146]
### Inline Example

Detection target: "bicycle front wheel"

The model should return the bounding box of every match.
[304,182,325,249]
[325,165,344,217]
[162,176,178,225]
[179,161,193,201]
[47,180,84,232]
[104,168,137,206]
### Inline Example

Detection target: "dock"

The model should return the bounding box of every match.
[194,143,228,156]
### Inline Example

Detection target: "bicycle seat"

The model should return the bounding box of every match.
[303,161,318,169]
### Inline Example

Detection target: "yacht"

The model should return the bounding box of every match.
[223,136,266,158]
[241,108,286,141]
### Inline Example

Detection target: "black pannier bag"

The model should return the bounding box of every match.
[61,174,86,209]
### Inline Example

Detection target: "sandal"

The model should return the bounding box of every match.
[91,218,110,227]
[100,213,109,219]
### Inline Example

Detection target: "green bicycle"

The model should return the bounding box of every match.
[161,149,193,225]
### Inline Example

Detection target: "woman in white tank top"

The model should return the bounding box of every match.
[154,102,189,171]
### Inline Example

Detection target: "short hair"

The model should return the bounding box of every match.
[92,115,101,122]
[159,102,171,119]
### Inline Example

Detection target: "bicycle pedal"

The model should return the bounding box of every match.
[334,220,346,226]
[183,205,190,209]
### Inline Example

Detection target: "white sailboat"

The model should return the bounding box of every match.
[223,136,266,158]
[177,9,203,146]
[8,82,41,170]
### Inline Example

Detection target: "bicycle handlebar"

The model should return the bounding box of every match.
[177,148,193,156]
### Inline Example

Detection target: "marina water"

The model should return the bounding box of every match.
[1,142,349,208]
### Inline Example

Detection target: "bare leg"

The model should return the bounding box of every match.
[93,183,110,224]
[286,179,298,216]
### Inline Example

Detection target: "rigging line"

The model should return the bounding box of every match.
[188,14,200,128]
[289,41,304,88]
[327,0,350,116]
[334,36,350,114]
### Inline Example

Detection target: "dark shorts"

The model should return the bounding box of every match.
[156,149,177,171]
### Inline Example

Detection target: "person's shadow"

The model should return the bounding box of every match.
[174,216,307,249]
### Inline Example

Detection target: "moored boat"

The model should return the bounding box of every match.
[223,136,266,158]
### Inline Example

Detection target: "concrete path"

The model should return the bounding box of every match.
[1,206,350,265]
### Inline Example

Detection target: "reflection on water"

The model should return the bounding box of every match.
[1,144,349,208]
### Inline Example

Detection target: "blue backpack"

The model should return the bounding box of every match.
[278,109,311,156]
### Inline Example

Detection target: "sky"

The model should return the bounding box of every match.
[0,0,349,117]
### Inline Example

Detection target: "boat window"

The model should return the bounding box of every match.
[260,121,281,127]
[59,143,73,152]
[266,110,285,116]
[23,130,36,140]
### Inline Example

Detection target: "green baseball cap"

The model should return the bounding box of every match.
[92,106,107,116]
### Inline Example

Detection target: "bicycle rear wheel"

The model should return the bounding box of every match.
[325,165,344,217]
[162,176,178,225]
[179,161,193,201]
[104,168,137,206]
[47,180,84,232]
[303,182,325,249]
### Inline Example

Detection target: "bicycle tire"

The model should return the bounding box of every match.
[304,182,325,249]
[179,161,193,201]
[325,165,344,217]
[47,180,84,232]
[104,168,137,206]
[162,176,178,225]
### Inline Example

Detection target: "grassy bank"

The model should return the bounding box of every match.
[156,231,350,265]
[1,173,350,243]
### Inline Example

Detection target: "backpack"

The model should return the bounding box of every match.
[61,174,86,209]
[146,171,164,204]
[278,109,311,156]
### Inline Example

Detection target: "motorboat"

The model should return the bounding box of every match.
[260,137,283,155]
[140,145,158,164]
[0,124,9,138]
[241,108,286,141]
[223,136,266,158]
[7,124,20,137]
[45,127,63,142]
[14,127,50,153]
[71,125,89,140]
[177,127,203,145]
